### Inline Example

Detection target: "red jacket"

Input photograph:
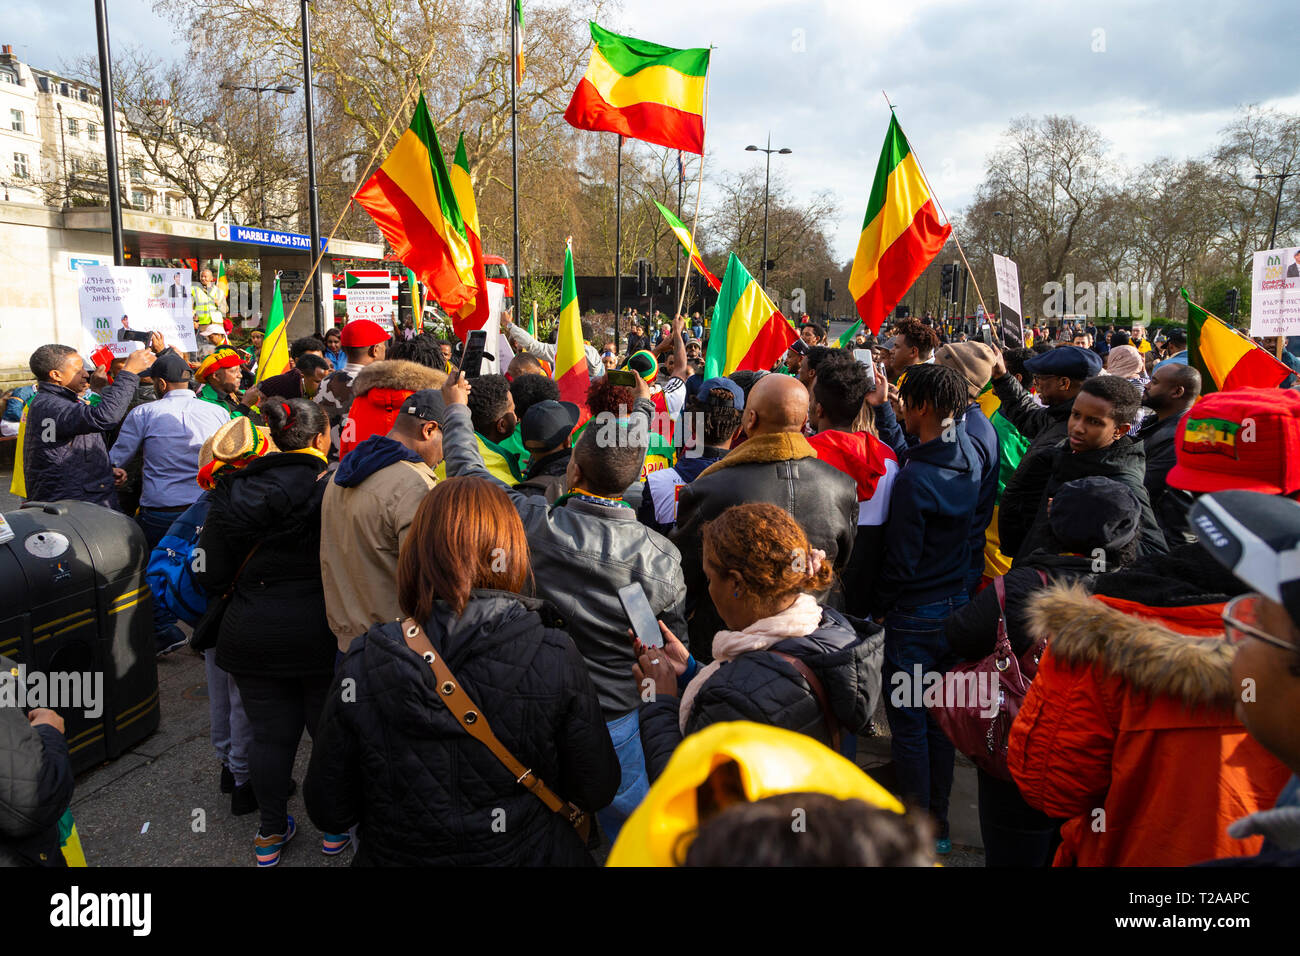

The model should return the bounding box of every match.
[1008,584,1290,867]
[338,360,445,461]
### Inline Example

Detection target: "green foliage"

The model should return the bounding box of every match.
[1196,273,1251,326]
[520,273,562,328]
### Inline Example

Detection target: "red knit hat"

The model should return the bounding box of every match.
[1166,387,1300,494]
[340,319,389,348]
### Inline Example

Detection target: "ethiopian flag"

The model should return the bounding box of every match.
[514,0,526,83]
[704,254,797,378]
[836,318,863,348]
[655,200,720,291]
[554,240,587,405]
[256,275,290,384]
[565,22,709,154]
[1183,289,1291,393]
[449,133,492,345]
[848,115,951,334]
[354,93,477,314]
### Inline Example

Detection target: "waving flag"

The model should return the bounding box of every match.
[354,93,477,314]
[848,115,951,334]
[1183,289,1292,393]
[704,253,797,377]
[449,133,492,344]
[836,318,864,348]
[514,0,526,83]
[655,200,720,292]
[256,275,291,384]
[554,240,587,405]
[565,22,710,154]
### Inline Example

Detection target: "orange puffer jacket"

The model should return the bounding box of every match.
[338,360,445,460]
[1007,583,1290,867]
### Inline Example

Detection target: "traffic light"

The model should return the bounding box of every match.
[636,259,651,297]
[1225,287,1239,320]
[823,278,835,302]
[940,263,955,299]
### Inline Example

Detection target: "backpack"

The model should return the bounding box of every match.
[145,494,212,626]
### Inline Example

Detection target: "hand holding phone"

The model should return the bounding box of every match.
[458,329,488,378]
[619,582,663,649]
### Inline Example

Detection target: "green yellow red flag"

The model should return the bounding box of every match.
[564,22,710,154]
[449,133,492,344]
[554,240,587,405]
[654,200,720,292]
[354,93,477,314]
[255,275,291,384]
[1183,288,1292,393]
[703,253,797,378]
[848,115,951,334]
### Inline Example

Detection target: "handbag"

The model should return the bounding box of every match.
[930,571,1047,781]
[401,618,593,844]
[188,542,262,652]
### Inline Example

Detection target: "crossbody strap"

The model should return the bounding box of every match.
[219,541,262,601]
[400,618,586,829]
[772,650,842,752]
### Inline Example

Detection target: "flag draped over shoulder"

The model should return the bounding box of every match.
[848,115,951,334]
[1183,289,1292,393]
[655,200,720,291]
[354,93,477,314]
[554,241,587,405]
[449,133,492,344]
[256,276,290,384]
[565,22,710,154]
[703,253,797,378]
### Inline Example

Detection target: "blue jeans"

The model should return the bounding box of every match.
[137,506,184,643]
[596,710,649,846]
[883,593,969,837]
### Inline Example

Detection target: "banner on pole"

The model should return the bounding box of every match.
[345,270,396,329]
[1250,247,1300,338]
[992,254,1024,345]
[78,266,196,359]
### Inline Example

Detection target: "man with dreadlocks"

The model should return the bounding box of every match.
[871,363,982,858]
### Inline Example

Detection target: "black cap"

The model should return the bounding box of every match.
[1024,345,1102,380]
[146,352,190,383]
[1048,476,1142,553]
[522,400,580,451]
[1192,491,1300,630]
[399,389,446,423]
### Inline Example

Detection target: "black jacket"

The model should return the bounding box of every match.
[945,553,1096,661]
[0,657,74,867]
[992,374,1074,559]
[196,452,336,678]
[1011,436,1168,563]
[304,591,619,866]
[638,608,883,781]
[673,434,858,657]
[514,448,570,503]
[1136,411,1191,542]
[442,402,686,720]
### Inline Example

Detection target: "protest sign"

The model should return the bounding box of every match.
[78,266,196,359]
[992,254,1024,344]
[1251,247,1300,338]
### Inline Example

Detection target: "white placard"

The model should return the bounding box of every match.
[346,287,396,330]
[1250,247,1300,337]
[78,265,196,358]
[992,253,1024,344]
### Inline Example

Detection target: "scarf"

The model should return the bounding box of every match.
[677,593,823,734]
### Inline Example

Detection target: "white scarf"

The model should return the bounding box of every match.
[677,593,824,734]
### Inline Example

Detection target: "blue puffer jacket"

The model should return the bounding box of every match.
[22,373,139,509]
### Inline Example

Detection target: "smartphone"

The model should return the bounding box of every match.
[117,329,153,344]
[606,368,638,388]
[618,582,663,649]
[982,325,993,347]
[459,329,488,378]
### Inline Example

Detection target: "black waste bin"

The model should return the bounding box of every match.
[0,500,159,774]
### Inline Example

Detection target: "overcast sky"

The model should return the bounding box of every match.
[9,0,1300,262]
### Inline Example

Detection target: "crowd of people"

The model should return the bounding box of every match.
[4,299,1300,872]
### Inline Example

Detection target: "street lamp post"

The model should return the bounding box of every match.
[745,134,792,294]
[218,77,297,226]
[1256,171,1296,250]
[993,209,1014,257]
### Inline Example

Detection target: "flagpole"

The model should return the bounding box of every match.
[510,0,521,323]
[881,90,996,337]
[674,61,710,322]
[675,149,683,313]
[615,134,623,350]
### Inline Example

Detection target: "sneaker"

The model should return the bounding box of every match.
[155,626,188,657]
[231,782,258,816]
[220,766,235,795]
[935,837,952,855]
[321,831,352,856]
[253,815,296,867]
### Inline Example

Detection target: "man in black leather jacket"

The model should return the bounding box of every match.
[673,374,857,657]
[440,372,686,843]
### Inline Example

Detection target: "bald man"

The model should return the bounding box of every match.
[671,373,859,659]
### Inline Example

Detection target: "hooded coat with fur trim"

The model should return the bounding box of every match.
[338,360,446,460]
[1007,583,1290,867]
